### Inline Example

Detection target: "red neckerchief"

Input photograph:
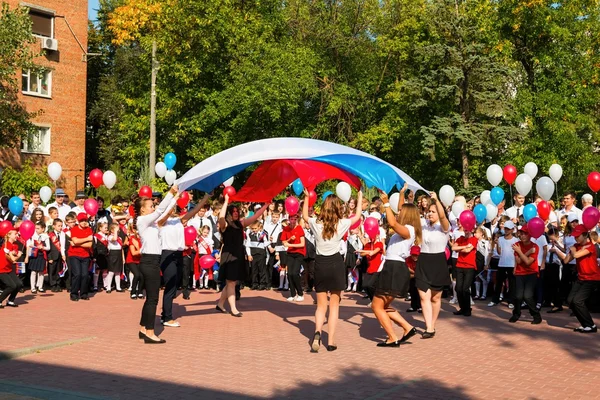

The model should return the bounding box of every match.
[109,234,123,247]
[33,239,47,260]
[198,236,212,254]
[49,231,62,253]
[94,233,108,247]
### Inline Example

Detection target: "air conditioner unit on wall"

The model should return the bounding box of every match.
[41,37,58,51]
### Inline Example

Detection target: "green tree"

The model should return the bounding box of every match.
[0,161,51,196]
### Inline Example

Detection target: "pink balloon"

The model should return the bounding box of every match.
[527,217,545,239]
[582,207,600,231]
[199,255,216,269]
[363,217,379,239]
[285,196,300,216]
[184,226,197,246]
[459,210,476,231]
[84,199,99,216]
[349,214,361,230]
[19,220,35,241]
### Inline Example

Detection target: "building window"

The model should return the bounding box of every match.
[21,126,51,155]
[21,69,51,97]
[29,9,54,38]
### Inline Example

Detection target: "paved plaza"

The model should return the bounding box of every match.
[0,288,598,399]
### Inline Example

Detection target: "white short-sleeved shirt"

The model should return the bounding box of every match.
[450,229,465,259]
[308,217,352,256]
[563,235,576,265]
[532,235,548,266]
[421,222,449,254]
[159,217,185,251]
[385,225,415,262]
[498,236,519,267]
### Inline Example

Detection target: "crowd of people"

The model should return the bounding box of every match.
[1,182,599,348]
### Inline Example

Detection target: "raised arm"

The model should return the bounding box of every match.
[397,182,408,211]
[349,191,363,227]
[430,191,449,232]
[380,191,411,239]
[218,195,229,232]
[242,203,268,228]
[302,189,310,223]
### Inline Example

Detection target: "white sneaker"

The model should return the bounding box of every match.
[162,321,181,327]
[449,297,458,305]
[508,303,515,309]
[499,294,504,301]
[295,296,304,302]
[487,301,497,307]
[128,287,132,291]
[367,302,372,307]
[521,301,527,307]
[286,297,295,302]
[470,298,475,306]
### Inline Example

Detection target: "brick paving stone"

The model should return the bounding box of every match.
[0,288,599,399]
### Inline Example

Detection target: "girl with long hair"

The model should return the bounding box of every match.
[216,194,268,317]
[373,192,421,347]
[0,226,24,307]
[302,188,363,352]
[416,193,451,338]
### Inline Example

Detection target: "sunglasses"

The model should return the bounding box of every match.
[369,208,377,211]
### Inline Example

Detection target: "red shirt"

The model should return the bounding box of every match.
[126,235,141,264]
[281,225,306,256]
[575,242,600,281]
[514,241,539,276]
[365,241,384,274]
[1,242,17,274]
[456,236,478,269]
[68,225,93,258]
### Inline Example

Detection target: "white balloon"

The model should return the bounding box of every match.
[515,173,533,196]
[47,162,62,181]
[102,170,117,189]
[486,203,498,221]
[486,164,503,187]
[336,182,352,203]
[549,164,563,183]
[536,176,555,201]
[155,162,167,178]
[223,176,235,187]
[39,186,52,203]
[480,190,492,206]
[165,170,177,185]
[524,162,538,179]
[439,185,455,207]
[389,193,400,213]
[451,201,465,219]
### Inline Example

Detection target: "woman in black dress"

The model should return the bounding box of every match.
[216,193,267,317]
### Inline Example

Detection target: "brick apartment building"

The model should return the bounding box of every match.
[0,0,87,197]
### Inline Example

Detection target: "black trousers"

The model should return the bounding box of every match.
[513,274,540,319]
[567,280,600,328]
[560,264,577,304]
[286,253,304,297]
[409,277,421,309]
[543,262,561,307]
[139,254,161,329]
[70,256,90,298]
[456,267,476,312]
[127,262,143,295]
[0,271,23,303]
[160,250,183,321]
[182,253,193,296]
[250,249,267,287]
[48,258,61,287]
[267,249,278,287]
[303,258,315,290]
[493,268,515,304]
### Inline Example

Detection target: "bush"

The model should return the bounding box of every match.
[0,160,51,197]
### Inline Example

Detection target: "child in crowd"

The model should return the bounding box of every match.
[92,222,109,292]
[357,232,383,303]
[0,226,23,307]
[47,218,65,292]
[405,246,421,312]
[27,221,50,293]
[248,221,269,290]
[474,227,491,300]
[509,225,542,324]
[345,227,363,292]
[106,223,125,293]
[276,219,289,291]
[452,227,478,316]
[196,225,214,290]
[126,224,143,299]
[489,221,519,308]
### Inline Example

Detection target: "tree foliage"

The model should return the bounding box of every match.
[0,161,51,197]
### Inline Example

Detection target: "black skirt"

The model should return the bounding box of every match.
[28,255,46,272]
[362,272,380,290]
[375,260,410,298]
[314,253,346,293]
[218,252,247,283]
[108,249,124,274]
[415,252,451,292]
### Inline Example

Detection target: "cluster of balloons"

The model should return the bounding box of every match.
[89,168,117,190]
[486,163,562,201]
[155,152,178,185]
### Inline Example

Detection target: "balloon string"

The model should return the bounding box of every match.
[509,185,513,208]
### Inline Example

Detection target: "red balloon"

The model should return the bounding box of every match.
[0,220,13,237]
[363,217,379,239]
[84,199,99,216]
[177,191,190,209]
[139,186,153,198]
[503,164,517,185]
[349,214,361,230]
[89,168,104,189]
[199,255,216,269]
[587,172,600,193]
[285,196,299,215]
[459,210,476,231]
[582,207,600,230]
[308,190,317,207]
[223,186,236,198]
[19,220,35,241]
[527,217,545,239]
[184,226,197,246]
[537,201,551,221]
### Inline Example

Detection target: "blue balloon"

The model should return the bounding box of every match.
[322,191,333,201]
[523,203,537,222]
[8,196,23,216]
[292,179,304,196]
[473,204,487,224]
[490,186,505,206]
[164,152,177,170]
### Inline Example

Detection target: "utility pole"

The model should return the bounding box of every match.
[149,39,158,178]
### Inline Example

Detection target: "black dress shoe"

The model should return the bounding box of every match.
[183,295,190,300]
[310,331,321,353]
[326,345,337,352]
[138,331,145,339]
[400,327,417,343]
[230,311,243,317]
[70,297,79,302]
[421,330,436,339]
[453,310,464,315]
[80,296,90,301]
[547,307,563,313]
[215,305,227,313]
[462,311,472,317]
[143,334,166,344]
[6,302,18,308]
[376,340,400,347]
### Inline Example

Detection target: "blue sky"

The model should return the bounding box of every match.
[89,0,99,21]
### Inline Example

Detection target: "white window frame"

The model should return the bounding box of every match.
[21,125,51,155]
[22,69,52,98]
